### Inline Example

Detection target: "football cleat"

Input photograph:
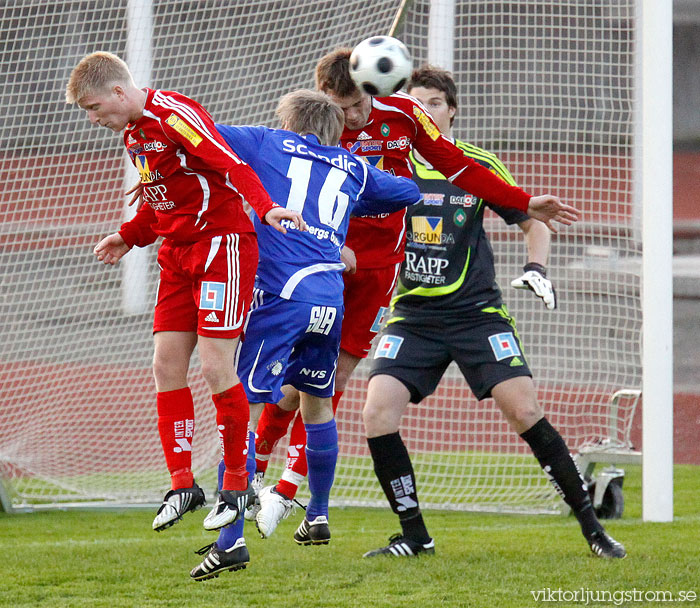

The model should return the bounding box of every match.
[363,533,435,557]
[244,472,265,522]
[190,538,250,581]
[152,483,206,532]
[586,529,627,558]
[202,484,256,531]
[255,485,294,538]
[293,515,331,545]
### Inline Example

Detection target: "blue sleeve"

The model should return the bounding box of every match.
[215,124,265,166]
[353,163,422,217]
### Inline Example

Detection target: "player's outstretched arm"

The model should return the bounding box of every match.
[264,207,307,234]
[526,195,580,233]
[94,233,131,265]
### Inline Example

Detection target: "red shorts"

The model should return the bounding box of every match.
[154,232,258,339]
[340,263,401,358]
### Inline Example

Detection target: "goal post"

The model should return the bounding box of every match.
[121,0,154,315]
[0,1,669,515]
[639,0,673,522]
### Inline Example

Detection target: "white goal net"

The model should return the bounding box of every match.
[0,0,640,513]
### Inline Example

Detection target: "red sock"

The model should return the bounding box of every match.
[212,383,249,491]
[157,387,195,490]
[276,391,343,499]
[276,412,307,499]
[254,402,297,474]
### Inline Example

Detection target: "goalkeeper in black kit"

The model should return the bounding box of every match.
[361,65,626,559]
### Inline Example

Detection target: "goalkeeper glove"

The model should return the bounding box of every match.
[511,262,557,310]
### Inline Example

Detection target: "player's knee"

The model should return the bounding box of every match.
[514,402,543,426]
[152,353,188,389]
[362,403,379,435]
[363,399,396,437]
[198,359,231,393]
[499,398,543,432]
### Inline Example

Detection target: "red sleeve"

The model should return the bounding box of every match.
[118,204,158,248]
[410,102,531,213]
[158,99,277,221]
[226,162,278,222]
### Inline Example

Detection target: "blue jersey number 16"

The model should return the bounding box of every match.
[285,157,350,231]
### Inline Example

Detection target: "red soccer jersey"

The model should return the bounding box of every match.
[342,92,531,268]
[118,88,276,247]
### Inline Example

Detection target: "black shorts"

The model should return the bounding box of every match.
[368,305,532,403]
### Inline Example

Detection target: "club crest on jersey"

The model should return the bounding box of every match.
[454,208,467,226]
[488,332,521,361]
[199,281,225,311]
[165,113,203,147]
[381,123,390,136]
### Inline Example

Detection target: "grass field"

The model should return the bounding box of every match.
[2,464,699,608]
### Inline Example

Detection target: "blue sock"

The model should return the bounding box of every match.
[305,419,338,520]
[216,430,256,550]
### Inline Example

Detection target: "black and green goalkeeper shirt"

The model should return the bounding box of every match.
[391,139,529,319]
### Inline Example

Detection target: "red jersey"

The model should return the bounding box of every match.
[342,92,531,268]
[118,88,276,247]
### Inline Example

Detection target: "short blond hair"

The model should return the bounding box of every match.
[275,89,344,146]
[65,51,134,104]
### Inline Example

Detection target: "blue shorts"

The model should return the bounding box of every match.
[236,290,344,404]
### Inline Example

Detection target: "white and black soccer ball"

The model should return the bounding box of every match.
[349,36,413,97]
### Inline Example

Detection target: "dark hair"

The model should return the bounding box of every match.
[407,64,458,121]
[315,48,359,97]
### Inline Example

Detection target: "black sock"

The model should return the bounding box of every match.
[520,418,602,536]
[367,432,431,544]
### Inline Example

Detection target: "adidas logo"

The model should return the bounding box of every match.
[357,131,372,140]
[510,357,523,367]
[205,311,219,322]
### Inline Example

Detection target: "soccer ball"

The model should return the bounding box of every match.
[349,36,413,97]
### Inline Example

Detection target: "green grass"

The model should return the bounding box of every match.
[2,465,699,608]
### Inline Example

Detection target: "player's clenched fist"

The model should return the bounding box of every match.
[94,233,130,265]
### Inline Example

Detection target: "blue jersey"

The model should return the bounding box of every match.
[216,125,421,306]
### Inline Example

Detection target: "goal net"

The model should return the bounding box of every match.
[0,0,640,513]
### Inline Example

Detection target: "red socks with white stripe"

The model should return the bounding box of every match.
[157,387,195,490]
[254,402,297,474]
[157,383,250,491]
